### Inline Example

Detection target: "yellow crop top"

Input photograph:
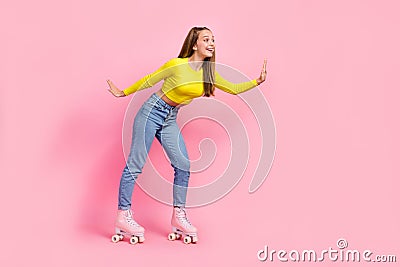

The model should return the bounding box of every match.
[123,57,258,104]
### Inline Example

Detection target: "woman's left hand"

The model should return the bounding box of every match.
[256,59,267,85]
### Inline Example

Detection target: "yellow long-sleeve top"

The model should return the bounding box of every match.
[123,57,258,104]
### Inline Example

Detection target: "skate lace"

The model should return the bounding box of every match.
[125,210,141,227]
[177,208,192,228]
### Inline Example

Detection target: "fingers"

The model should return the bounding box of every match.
[107,79,118,91]
[262,59,267,72]
[257,59,267,84]
[106,80,116,95]
[107,79,118,94]
[106,79,113,88]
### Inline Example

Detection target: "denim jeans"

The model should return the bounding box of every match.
[118,93,190,210]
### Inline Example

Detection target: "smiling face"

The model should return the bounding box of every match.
[192,30,215,59]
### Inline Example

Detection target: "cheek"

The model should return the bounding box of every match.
[197,41,206,50]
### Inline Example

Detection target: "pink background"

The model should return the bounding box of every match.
[1,0,399,266]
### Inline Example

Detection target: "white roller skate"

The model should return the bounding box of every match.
[168,207,198,244]
[111,209,145,245]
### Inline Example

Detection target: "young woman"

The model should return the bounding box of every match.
[108,26,267,244]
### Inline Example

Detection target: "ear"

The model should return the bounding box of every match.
[192,45,197,51]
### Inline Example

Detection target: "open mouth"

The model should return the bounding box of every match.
[206,48,214,53]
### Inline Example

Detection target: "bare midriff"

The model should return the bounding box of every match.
[156,89,181,107]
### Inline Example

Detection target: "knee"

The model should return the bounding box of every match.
[126,152,147,172]
[175,157,190,173]
[122,163,142,180]
[173,158,190,177]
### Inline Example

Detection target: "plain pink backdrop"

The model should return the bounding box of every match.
[1,0,399,266]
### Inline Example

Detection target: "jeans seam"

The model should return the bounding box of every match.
[119,94,186,209]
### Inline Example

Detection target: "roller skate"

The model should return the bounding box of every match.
[111,209,145,245]
[167,207,198,244]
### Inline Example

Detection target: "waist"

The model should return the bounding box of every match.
[155,90,181,107]
[147,92,183,112]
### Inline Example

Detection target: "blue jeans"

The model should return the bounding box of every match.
[118,93,190,210]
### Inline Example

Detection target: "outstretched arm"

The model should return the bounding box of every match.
[107,58,178,98]
[215,59,268,95]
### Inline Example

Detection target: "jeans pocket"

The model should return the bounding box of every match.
[138,103,153,117]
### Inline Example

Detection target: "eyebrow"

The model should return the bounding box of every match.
[202,35,215,38]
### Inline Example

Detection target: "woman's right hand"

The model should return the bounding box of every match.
[107,79,126,97]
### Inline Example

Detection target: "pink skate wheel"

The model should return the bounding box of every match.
[168,233,176,241]
[130,236,139,244]
[111,234,122,243]
[183,236,192,244]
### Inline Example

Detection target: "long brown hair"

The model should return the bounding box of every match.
[178,27,215,97]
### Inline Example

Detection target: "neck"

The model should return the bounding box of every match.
[188,54,205,71]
